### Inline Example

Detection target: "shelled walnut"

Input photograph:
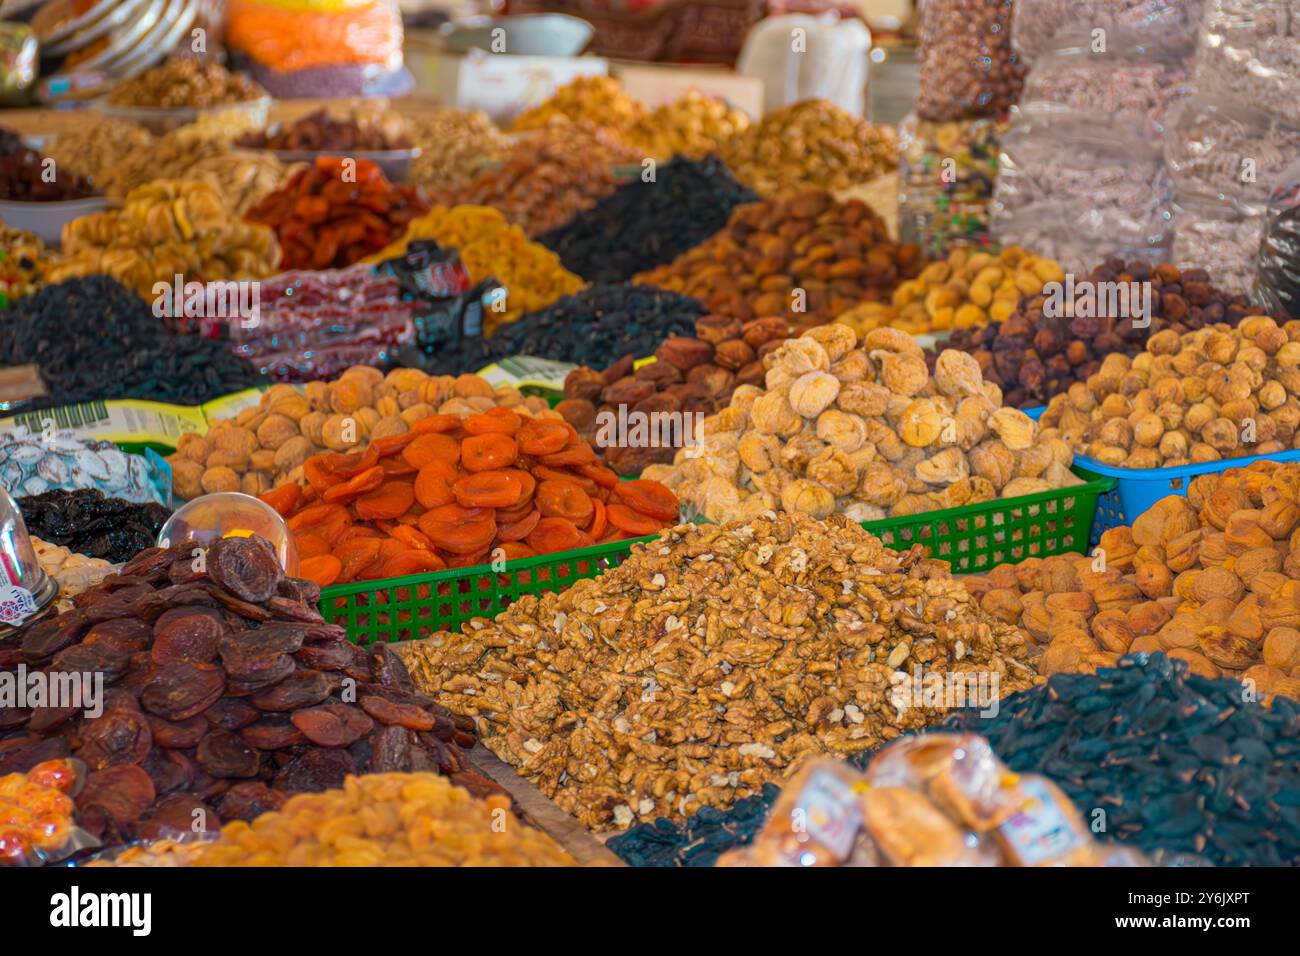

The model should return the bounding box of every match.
[399,512,1038,830]
[644,325,1081,524]
[963,458,1300,700]
[1037,317,1300,468]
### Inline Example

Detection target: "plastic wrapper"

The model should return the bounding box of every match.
[1013,0,1208,63]
[914,0,1024,122]
[0,427,171,505]
[897,113,1006,257]
[1193,0,1300,126]
[1172,192,1265,295]
[1165,94,1300,208]
[0,22,37,107]
[736,13,871,116]
[994,112,1173,223]
[1257,158,1300,318]
[0,759,99,866]
[727,760,868,867]
[864,733,1023,830]
[225,0,403,72]
[993,774,1097,867]
[994,199,1175,274]
[191,264,422,381]
[1019,41,1194,138]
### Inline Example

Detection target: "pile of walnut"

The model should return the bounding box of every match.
[169,367,561,500]
[642,325,1081,524]
[1038,317,1300,468]
[964,459,1300,701]
[399,512,1038,830]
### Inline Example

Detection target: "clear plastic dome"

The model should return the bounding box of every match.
[0,483,57,629]
[157,492,299,576]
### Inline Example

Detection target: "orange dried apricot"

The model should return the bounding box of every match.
[453,471,524,509]
[461,433,517,471]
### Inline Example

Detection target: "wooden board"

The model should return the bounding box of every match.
[465,743,625,866]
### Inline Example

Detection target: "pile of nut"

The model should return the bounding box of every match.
[937,258,1267,409]
[366,204,585,334]
[635,190,923,325]
[43,118,154,190]
[402,107,507,191]
[644,325,1080,524]
[47,179,279,299]
[557,314,793,475]
[31,537,115,613]
[168,368,560,500]
[719,100,898,197]
[511,76,648,136]
[399,512,1038,830]
[964,459,1300,701]
[106,57,267,108]
[433,139,617,237]
[96,774,578,867]
[626,90,751,160]
[1038,317,1300,468]
[837,246,1063,337]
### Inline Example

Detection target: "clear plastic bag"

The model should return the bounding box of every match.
[1193,0,1300,126]
[914,0,1025,122]
[1172,192,1266,295]
[995,109,1172,223]
[1019,40,1195,137]
[993,199,1175,274]
[897,112,1006,256]
[1256,158,1300,317]
[1165,94,1300,208]
[736,13,872,116]
[1013,0,1208,64]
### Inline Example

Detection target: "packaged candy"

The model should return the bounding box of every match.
[0,759,99,866]
[732,760,868,867]
[1172,193,1266,296]
[993,774,1096,866]
[1193,0,1300,126]
[1165,94,1300,208]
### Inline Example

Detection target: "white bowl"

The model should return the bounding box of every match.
[0,196,111,245]
[440,14,594,58]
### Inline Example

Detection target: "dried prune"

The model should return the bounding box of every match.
[77,765,156,826]
[76,707,153,768]
[250,670,331,712]
[141,747,196,795]
[238,717,307,750]
[196,730,262,778]
[151,613,223,664]
[217,781,285,823]
[21,612,87,662]
[147,713,208,749]
[274,747,355,794]
[367,725,414,773]
[137,793,219,841]
[290,704,374,747]
[294,643,354,671]
[0,737,68,774]
[204,698,259,731]
[140,661,225,720]
[82,618,153,655]
[208,536,284,603]
[359,693,436,731]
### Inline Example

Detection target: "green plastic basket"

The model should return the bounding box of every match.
[320,467,1114,644]
[320,535,655,645]
[858,468,1115,574]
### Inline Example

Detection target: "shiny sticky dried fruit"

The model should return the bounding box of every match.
[151,613,223,664]
[195,730,262,779]
[207,536,285,604]
[141,662,225,721]
[290,704,375,747]
[250,670,333,712]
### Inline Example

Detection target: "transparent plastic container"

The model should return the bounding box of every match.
[0,483,57,631]
[157,492,299,576]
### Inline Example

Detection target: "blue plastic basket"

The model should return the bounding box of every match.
[1076,449,1300,539]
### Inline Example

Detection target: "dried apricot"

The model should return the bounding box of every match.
[419,514,496,554]
[454,471,524,509]
[516,419,569,456]
[354,481,416,520]
[532,466,598,496]
[413,461,459,509]
[369,432,418,457]
[463,407,522,435]
[335,538,382,582]
[497,542,537,562]
[304,456,342,491]
[613,479,680,521]
[462,433,518,471]
[402,433,461,470]
[295,532,330,559]
[259,483,301,516]
[606,503,662,536]
[323,444,380,477]
[577,462,619,489]
[408,414,461,434]
[287,502,349,533]
[299,555,342,587]
[588,498,607,539]
[322,465,385,504]
[380,550,448,578]
[526,517,584,554]
[536,479,594,525]
[539,444,597,468]
[389,525,437,552]
[497,508,541,542]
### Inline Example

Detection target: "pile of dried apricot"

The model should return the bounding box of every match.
[262,407,682,587]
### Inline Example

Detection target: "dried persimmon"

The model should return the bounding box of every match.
[613,480,680,521]
[536,479,594,525]
[380,549,448,578]
[322,465,385,503]
[402,433,461,470]
[453,471,524,509]
[463,407,522,435]
[461,433,517,471]
[413,460,459,509]
[354,481,416,520]
[259,483,301,516]
[419,514,496,554]
[526,517,584,554]
[516,419,570,456]
[496,508,540,542]
[606,503,662,536]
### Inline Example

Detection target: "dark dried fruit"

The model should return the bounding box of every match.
[137,793,220,841]
[196,730,262,779]
[367,725,414,773]
[151,612,225,664]
[250,669,331,712]
[140,661,225,720]
[290,703,375,747]
[359,693,436,731]
[203,697,259,731]
[207,536,283,603]
[77,765,156,827]
[76,708,153,768]
[274,747,356,794]
[82,618,153,655]
[238,717,307,750]
[216,781,285,823]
